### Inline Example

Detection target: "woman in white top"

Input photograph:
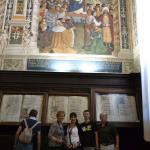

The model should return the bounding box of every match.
[64,112,82,150]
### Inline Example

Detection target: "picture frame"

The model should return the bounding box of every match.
[92,88,140,122]
[46,93,89,123]
[12,0,28,18]
[0,92,90,124]
[0,93,44,123]
[0,94,23,122]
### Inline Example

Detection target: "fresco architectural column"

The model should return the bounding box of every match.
[29,0,40,54]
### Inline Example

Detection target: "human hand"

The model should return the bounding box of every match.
[115,145,119,150]
[67,144,73,149]
[60,139,65,144]
[95,146,100,150]
[72,142,80,148]
[57,139,65,144]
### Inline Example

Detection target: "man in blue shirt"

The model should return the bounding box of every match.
[14,109,41,150]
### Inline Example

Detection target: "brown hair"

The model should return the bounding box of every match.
[83,110,90,113]
[29,109,38,117]
[56,111,65,117]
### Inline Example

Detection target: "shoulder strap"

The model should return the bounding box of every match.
[64,124,68,136]
[24,119,28,128]
[31,121,40,129]
[68,128,73,145]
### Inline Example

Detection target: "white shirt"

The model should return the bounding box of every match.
[66,126,80,147]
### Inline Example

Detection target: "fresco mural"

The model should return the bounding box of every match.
[0,0,122,55]
[16,0,24,15]
[0,0,33,47]
[9,26,24,44]
[0,0,136,73]
[0,1,6,30]
[37,0,118,55]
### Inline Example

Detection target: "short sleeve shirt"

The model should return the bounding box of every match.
[80,121,97,147]
[97,122,117,145]
[20,118,41,143]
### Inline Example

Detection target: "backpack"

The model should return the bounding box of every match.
[19,119,39,144]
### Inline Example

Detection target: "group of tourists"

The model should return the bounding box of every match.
[14,109,119,150]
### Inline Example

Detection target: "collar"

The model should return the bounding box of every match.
[84,120,90,124]
[29,116,37,120]
[100,121,108,127]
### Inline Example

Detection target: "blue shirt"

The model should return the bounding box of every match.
[69,0,83,12]
[20,118,41,143]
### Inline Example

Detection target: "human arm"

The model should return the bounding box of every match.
[94,122,100,150]
[95,131,100,150]
[115,133,119,150]
[37,131,41,150]
[13,126,22,149]
[48,124,64,144]
[111,124,119,150]
[51,136,64,144]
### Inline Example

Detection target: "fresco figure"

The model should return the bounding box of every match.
[69,0,83,12]
[84,6,108,54]
[100,6,114,52]
[39,1,47,22]
[50,16,76,53]
[0,30,9,52]
[45,6,57,32]
[84,9,95,48]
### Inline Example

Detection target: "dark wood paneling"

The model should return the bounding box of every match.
[0,71,136,90]
[0,71,149,150]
